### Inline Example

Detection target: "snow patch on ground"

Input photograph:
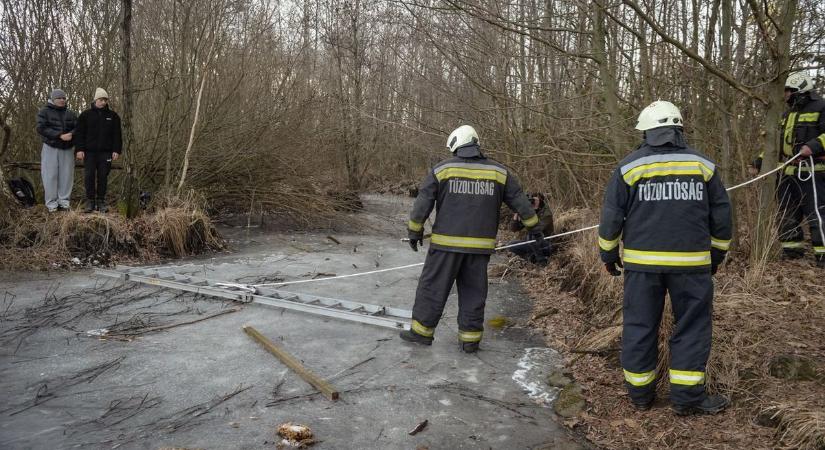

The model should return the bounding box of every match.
[512,347,564,405]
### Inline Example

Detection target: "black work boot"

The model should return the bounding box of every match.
[782,249,805,260]
[97,199,108,213]
[672,394,729,416]
[632,397,655,411]
[399,329,433,346]
[460,342,479,353]
[84,199,96,213]
[816,256,825,268]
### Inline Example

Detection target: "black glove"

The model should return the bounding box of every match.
[711,249,725,275]
[605,260,623,276]
[408,237,422,252]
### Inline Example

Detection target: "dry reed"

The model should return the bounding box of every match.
[0,195,224,270]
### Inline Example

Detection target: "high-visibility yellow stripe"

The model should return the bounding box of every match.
[624,369,656,387]
[785,163,825,176]
[434,167,507,184]
[781,241,805,249]
[783,112,798,156]
[408,220,423,232]
[458,330,482,342]
[711,237,731,251]
[626,169,707,186]
[797,112,820,122]
[411,320,434,337]
[623,161,714,186]
[669,369,705,386]
[522,214,539,228]
[814,246,825,255]
[621,154,715,175]
[623,160,713,178]
[431,234,496,250]
[623,248,711,266]
[819,134,825,149]
[599,235,620,251]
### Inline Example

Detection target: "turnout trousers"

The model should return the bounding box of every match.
[410,249,490,344]
[621,270,713,406]
[777,172,825,258]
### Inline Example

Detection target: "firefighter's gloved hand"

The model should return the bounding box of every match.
[604,260,623,276]
[408,238,422,252]
[711,249,725,275]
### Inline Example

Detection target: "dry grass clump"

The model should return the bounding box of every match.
[145,192,224,258]
[0,197,225,270]
[762,404,825,450]
[518,208,825,450]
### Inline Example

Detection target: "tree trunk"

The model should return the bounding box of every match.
[753,0,798,263]
[121,0,138,217]
[592,0,622,156]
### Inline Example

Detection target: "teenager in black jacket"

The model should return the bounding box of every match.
[74,88,122,213]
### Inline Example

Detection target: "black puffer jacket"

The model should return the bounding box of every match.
[74,104,123,153]
[36,101,78,149]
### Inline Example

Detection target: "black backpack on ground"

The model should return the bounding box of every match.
[8,178,36,207]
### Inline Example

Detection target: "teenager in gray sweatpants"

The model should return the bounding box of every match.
[36,89,78,211]
[40,143,76,210]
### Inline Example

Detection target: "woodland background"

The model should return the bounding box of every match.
[0,0,824,244]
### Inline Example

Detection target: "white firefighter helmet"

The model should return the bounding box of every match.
[635,100,683,131]
[785,72,813,93]
[446,125,479,152]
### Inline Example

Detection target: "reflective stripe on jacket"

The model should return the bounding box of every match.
[408,145,538,254]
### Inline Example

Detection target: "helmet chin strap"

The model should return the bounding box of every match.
[787,91,809,108]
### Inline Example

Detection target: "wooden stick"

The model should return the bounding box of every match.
[243,325,339,401]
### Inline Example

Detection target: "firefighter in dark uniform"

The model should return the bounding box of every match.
[598,101,732,415]
[400,125,541,353]
[507,193,554,265]
[749,72,825,267]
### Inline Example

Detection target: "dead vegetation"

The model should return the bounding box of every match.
[0,198,225,271]
[515,209,825,449]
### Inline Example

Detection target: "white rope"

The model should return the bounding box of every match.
[495,225,599,251]
[253,263,427,287]
[252,153,800,288]
[725,153,799,191]
[253,226,599,287]
[798,155,825,249]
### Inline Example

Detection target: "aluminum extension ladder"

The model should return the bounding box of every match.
[95,266,412,330]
